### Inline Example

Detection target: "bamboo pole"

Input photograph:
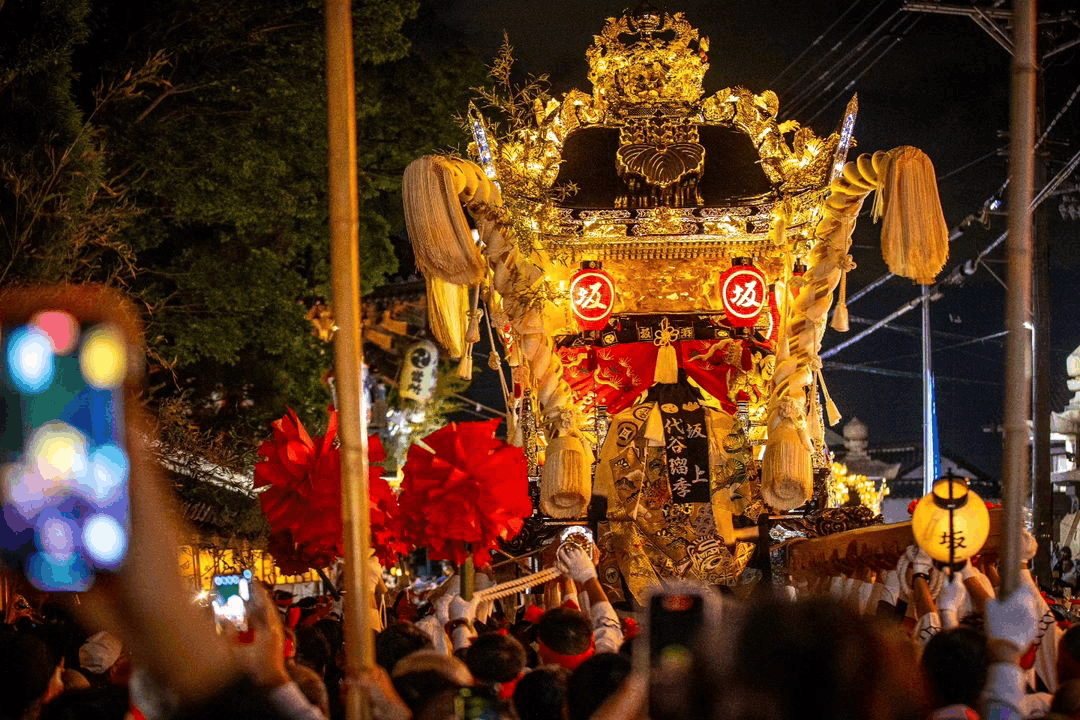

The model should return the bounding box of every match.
[1000,0,1037,598]
[325,2,374,719]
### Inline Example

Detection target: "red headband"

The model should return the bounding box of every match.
[523,605,545,624]
[536,637,595,670]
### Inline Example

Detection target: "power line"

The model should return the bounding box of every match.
[844,44,1080,312]
[851,329,1009,367]
[768,0,871,87]
[805,15,924,124]
[845,315,1005,345]
[936,148,1002,182]
[822,145,1080,358]
[823,360,1000,386]
[783,5,900,113]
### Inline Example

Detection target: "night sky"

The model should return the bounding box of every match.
[431,0,1080,481]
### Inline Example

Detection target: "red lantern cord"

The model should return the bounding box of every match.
[399,419,532,567]
[254,408,408,574]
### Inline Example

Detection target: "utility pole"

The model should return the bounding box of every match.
[1033,69,1052,584]
[1000,0,1036,597]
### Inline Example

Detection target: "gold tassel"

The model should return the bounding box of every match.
[761,396,813,511]
[875,146,949,285]
[465,310,482,345]
[816,368,841,426]
[654,342,679,384]
[426,277,469,359]
[464,286,482,344]
[761,416,814,511]
[540,431,592,518]
[830,255,855,332]
[456,349,473,380]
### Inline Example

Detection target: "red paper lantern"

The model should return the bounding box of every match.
[791,260,807,298]
[717,258,767,328]
[569,262,616,331]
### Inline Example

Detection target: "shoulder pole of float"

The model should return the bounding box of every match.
[325,1,375,719]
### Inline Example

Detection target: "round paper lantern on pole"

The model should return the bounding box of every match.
[569,261,616,331]
[911,471,989,565]
[717,257,767,328]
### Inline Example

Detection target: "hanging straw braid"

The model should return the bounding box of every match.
[872,147,949,285]
[426,277,469,359]
[403,155,487,285]
[765,145,949,485]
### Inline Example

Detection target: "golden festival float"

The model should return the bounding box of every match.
[401,6,981,603]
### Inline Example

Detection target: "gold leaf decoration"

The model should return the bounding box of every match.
[616,142,705,188]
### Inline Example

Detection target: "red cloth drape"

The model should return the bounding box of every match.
[557,337,765,415]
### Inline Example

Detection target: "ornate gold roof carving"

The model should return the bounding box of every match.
[472,8,856,261]
[586,9,708,113]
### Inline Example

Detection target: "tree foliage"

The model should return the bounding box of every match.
[0,0,485,463]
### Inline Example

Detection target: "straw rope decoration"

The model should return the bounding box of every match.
[403,155,592,519]
[472,567,561,602]
[474,213,594,519]
[762,147,948,511]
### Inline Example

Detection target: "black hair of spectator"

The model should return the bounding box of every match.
[921,627,989,709]
[375,621,434,673]
[566,652,631,720]
[392,670,466,714]
[313,618,344,654]
[717,599,928,720]
[0,631,63,720]
[465,632,527,684]
[39,685,129,720]
[38,602,88,670]
[295,626,332,676]
[537,608,593,656]
[513,665,570,720]
[1052,679,1080,717]
[1062,624,1080,664]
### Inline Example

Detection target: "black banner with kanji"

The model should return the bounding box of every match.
[653,382,710,504]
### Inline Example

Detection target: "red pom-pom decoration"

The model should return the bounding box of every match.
[399,419,531,567]
[254,408,408,573]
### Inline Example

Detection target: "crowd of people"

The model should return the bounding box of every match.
[0,534,1077,720]
[0,428,1074,720]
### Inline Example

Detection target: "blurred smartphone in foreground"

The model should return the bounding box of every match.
[636,584,717,720]
[211,570,254,633]
[0,285,142,591]
[454,687,500,720]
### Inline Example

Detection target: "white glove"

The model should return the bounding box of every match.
[556,544,598,585]
[449,595,478,623]
[879,569,901,606]
[912,547,934,578]
[938,577,966,629]
[475,599,493,625]
[939,576,966,612]
[433,594,453,625]
[856,581,875,615]
[1022,531,1038,562]
[986,582,1042,652]
[957,560,977,583]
